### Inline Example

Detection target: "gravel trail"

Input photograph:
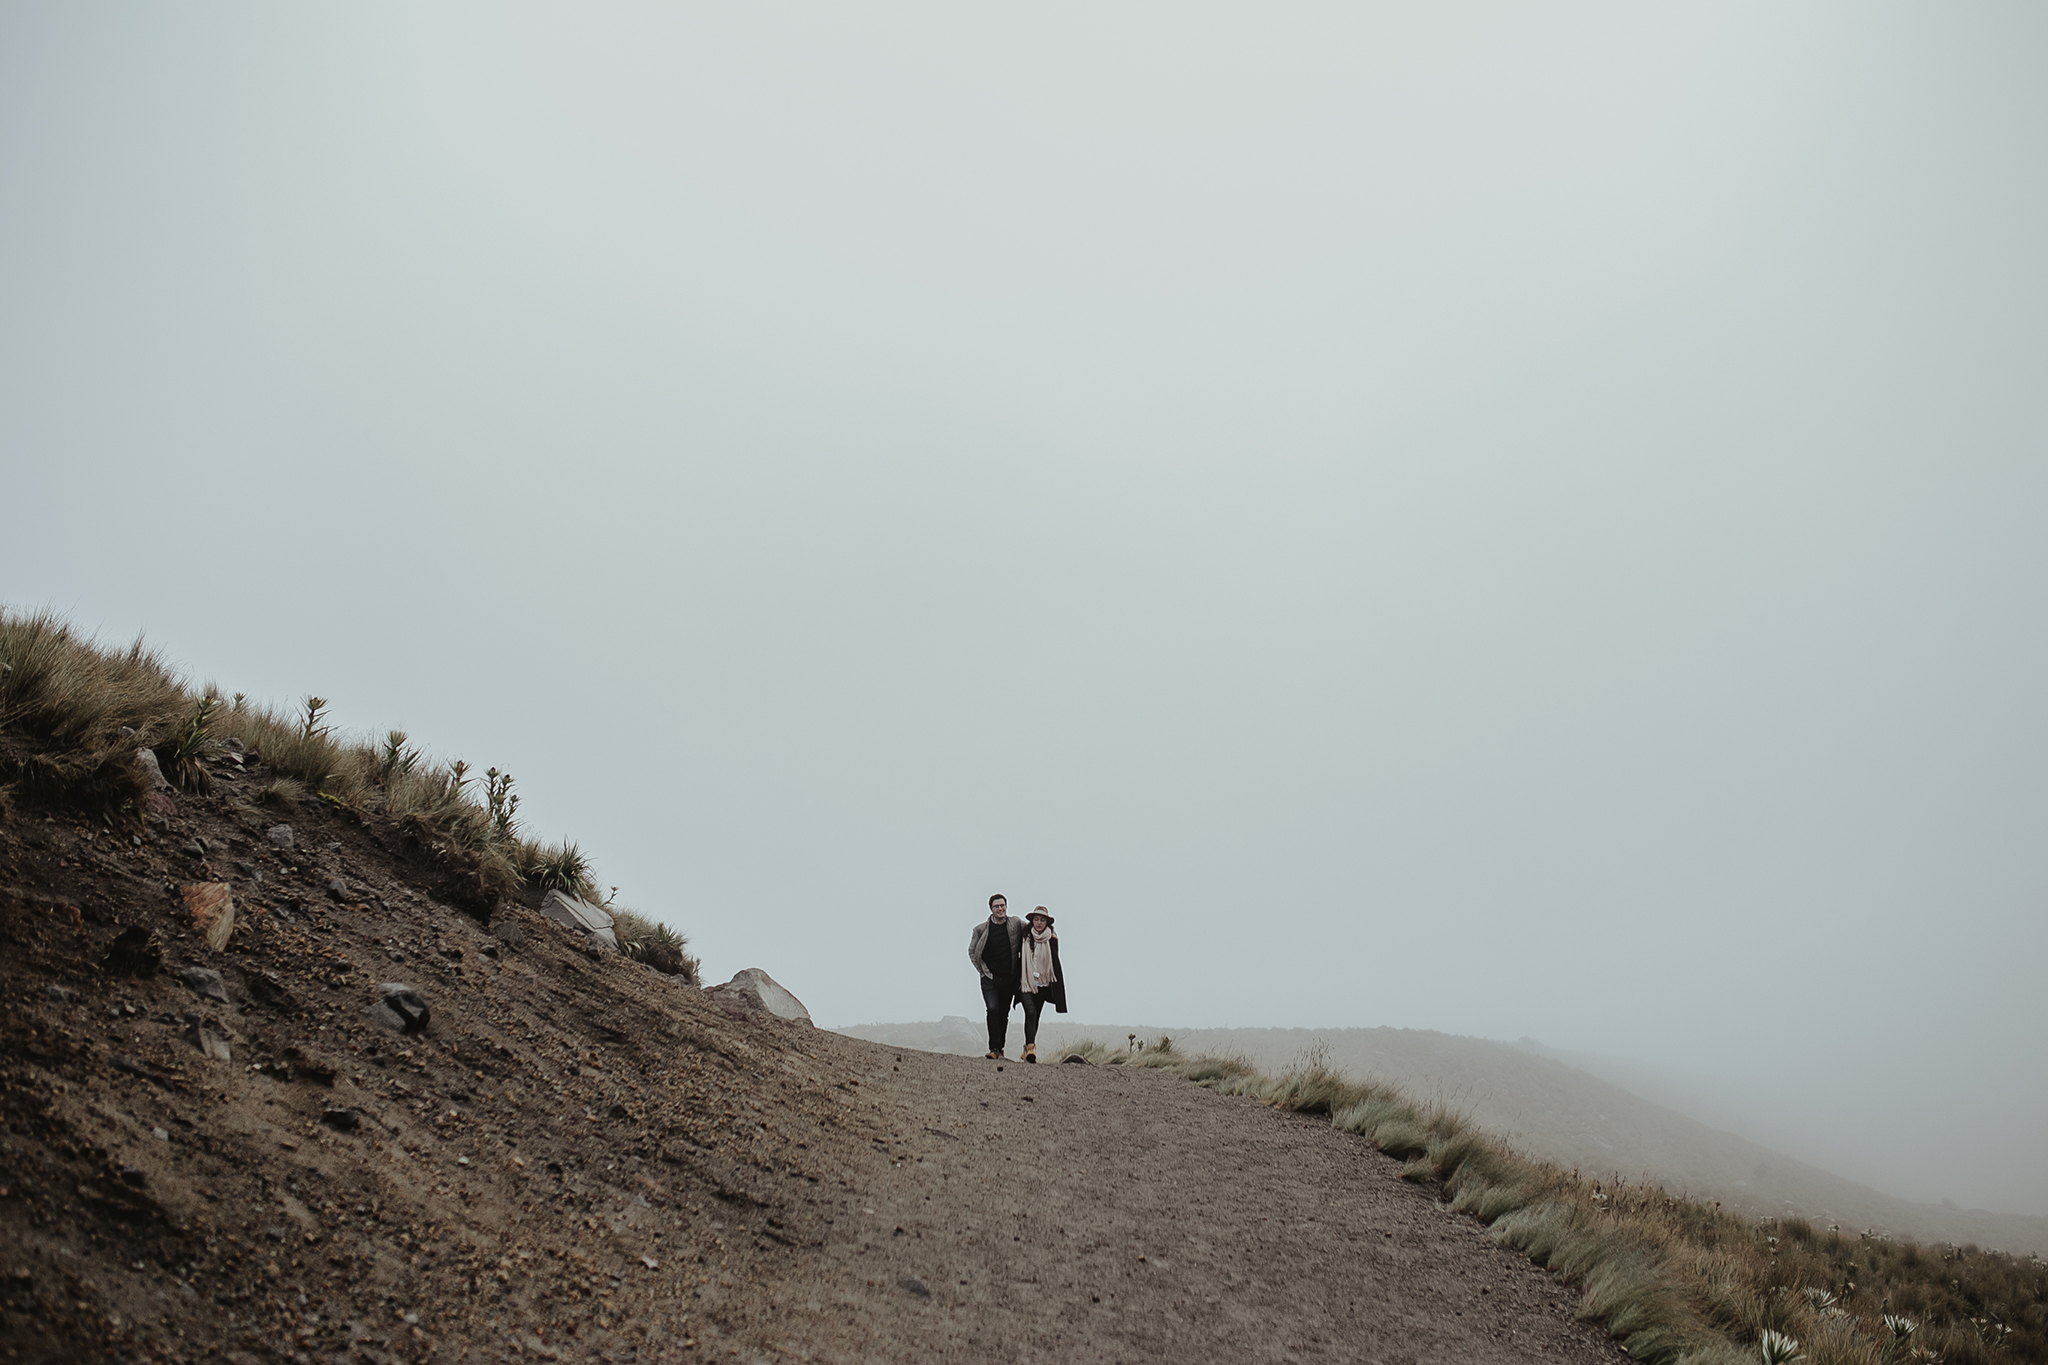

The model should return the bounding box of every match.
[755,1036,1630,1365]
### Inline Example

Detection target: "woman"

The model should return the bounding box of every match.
[1017,907,1067,1063]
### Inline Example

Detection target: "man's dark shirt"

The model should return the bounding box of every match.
[980,916,1017,980]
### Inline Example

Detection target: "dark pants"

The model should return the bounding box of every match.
[981,975,1016,1053]
[1022,991,1049,1046]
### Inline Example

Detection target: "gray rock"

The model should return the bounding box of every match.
[175,966,230,1004]
[120,1167,147,1187]
[326,877,350,899]
[704,968,813,1026]
[266,824,294,850]
[534,889,619,950]
[136,747,171,790]
[181,839,206,858]
[45,985,74,1005]
[319,1109,360,1133]
[1061,1053,1092,1065]
[896,1278,930,1298]
[364,983,430,1035]
[183,1020,231,1062]
[490,920,525,948]
[223,737,244,752]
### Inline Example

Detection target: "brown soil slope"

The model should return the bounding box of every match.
[0,761,1623,1365]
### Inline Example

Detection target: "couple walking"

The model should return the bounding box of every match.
[966,893,1067,1062]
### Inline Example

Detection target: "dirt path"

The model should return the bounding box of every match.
[751,1036,1629,1365]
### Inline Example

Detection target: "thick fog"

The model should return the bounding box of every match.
[4,5,2044,1215]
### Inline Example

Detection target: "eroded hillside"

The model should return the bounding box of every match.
[0,754,888,1365]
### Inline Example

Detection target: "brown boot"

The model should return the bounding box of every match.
[985,1050,1004,1060]
[1023,1044,1038,1064]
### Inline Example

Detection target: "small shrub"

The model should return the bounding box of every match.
[528,840,593,896]
[259,776,306,805]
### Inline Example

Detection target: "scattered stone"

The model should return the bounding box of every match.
[326,877,351,900]
[175,966,230,1005]
[182,1019,232,1062]
[282,1045,337,1085]
[704,968,813,1026]
[365,983,430,1035]
[896,1278,931,1298]
[152,1127,169,1141]
[44,984,74,1005]
[181,882,235,951]
[244,971,295,1010]
[136,747,171,790]
[102,926,162,979]
[181,840,207,858]
[535,890,619,951]
[325,840,342,851]
[111,1054,174,1088]
[266,824,294,850]
[320,1109,360,1133]
[386,949,405,961]
[478,943,499,960]
[265,1226,287,1242]
[223,736,244,752]
[146,791,178,819]
[1061,1054,1092,1065]
[490,920,524,948]
[120,1167,147,1187]
[607,1102,629,1120]
[583,945,605,962]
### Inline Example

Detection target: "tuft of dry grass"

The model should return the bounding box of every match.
[0,608,677,954]
[612,907,701,985]
[1129,1048,2047,1365]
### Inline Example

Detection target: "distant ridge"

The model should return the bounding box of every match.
[836,1019,2048,1256]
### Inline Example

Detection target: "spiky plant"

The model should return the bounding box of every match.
[529,839,591,895]
[484,767,519,841]
[378,730,421,785]
[1758,1329,1804,1364]
[1880,1316,1918,1365]
[162,693,219,792]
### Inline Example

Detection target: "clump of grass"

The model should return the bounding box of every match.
[612,907,700,985]
[1124,1045,2048,1365]
[523,839,595,898]
[1,608,684,944]
[259,776,306,805]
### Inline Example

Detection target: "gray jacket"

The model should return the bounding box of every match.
[967,915,1026,979]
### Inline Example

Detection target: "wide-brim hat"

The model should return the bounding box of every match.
[1027,907,1055,925]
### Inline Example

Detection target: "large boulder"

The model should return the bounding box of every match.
[534,889,619,951]
[705,968,812,1026]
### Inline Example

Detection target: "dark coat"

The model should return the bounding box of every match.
[1019,933,1068,1014]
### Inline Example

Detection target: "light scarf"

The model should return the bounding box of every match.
[1021,927,1058,993]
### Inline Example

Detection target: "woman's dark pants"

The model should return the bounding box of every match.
[1022,992,1049,1045]
[981,976,1017,1053]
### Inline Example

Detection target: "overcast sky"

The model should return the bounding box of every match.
[4,4,2044,1215]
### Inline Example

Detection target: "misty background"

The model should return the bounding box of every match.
[3,5,2043,1216]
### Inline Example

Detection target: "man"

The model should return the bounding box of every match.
[967,893,1026,1060]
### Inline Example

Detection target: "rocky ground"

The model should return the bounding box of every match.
[0,747,1625,1365]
